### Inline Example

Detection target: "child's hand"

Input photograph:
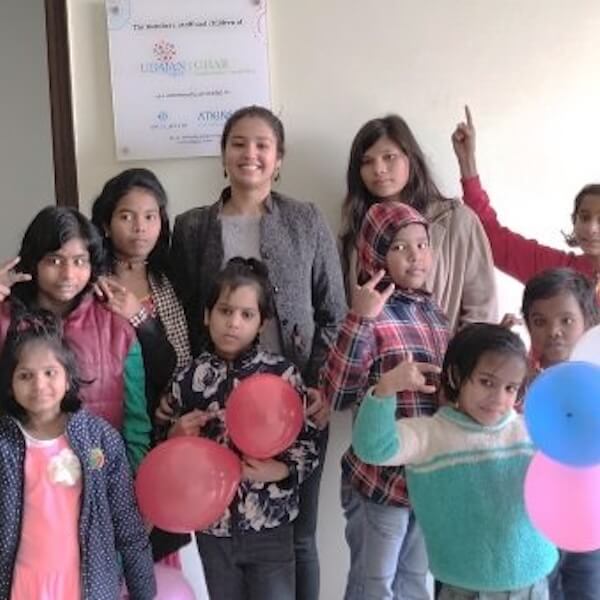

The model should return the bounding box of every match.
[242,457,290,482]
[0,256,32,302]
[374,354,441,397]
[352,270,395,319]
[451,105,478,179]
[155,393,177,424]
[168,410,212,438]
[306,387,330,430]
[95,276,143,321]
[500,313,524,330]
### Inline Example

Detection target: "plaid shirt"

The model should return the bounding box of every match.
[322,289,450,506]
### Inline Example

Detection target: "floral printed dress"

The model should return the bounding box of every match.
[11,428,82,600]
[172,343,320,537]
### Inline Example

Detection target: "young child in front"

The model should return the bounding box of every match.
[322,202,450,600]
[452,106,600,294]
[168,257,319,600]
[0,314,155,600]
[521,267,600,599]
[352,323,558,600]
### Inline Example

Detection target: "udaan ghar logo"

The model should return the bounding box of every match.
[141,40,230,78]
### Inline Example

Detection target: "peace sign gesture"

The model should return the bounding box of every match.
[351,270,395,319]
[0,257,32,302]
[451,105,479,179]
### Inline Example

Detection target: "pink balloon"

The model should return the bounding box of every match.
[136,437,241,533]
[225,373,304,459]
[525,452,600,552]
[122,565,196,599]
[154,565,196,600]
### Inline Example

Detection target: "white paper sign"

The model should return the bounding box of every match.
[106,0,270,160]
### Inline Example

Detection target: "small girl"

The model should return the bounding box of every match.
[169,257,319,600]
[521,268,600,599]
[352,323,558,599]
[340,114,497,332]
[0,206,151,469]
[452,106,600,296]
[0,315,155,600]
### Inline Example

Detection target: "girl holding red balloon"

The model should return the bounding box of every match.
[168,257,319,600]
[0,313,155,600]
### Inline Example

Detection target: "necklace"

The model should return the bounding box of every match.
[113,257,148,271]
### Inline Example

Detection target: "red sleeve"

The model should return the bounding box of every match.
[461,176,580,284]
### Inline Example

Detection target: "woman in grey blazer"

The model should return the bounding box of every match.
[170,105,347,600]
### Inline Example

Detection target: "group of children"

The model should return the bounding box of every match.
[0,102,598,600]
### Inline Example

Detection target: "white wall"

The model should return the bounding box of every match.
[0,0,55,259]
[67,1,600,598]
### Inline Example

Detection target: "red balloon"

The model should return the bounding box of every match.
[225,373,304,459]
[135,437,241,533]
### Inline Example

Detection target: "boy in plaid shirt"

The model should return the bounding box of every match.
[323,201,450,600]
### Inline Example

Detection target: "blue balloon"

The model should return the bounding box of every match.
[525,361,600,466]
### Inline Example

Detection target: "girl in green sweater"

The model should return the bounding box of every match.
[353,323,557,599]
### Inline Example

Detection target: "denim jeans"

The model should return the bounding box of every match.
[438,579,548,599]
[196,524,295,600]
[341,478,429,600]
[294,427,328,600]
[548,549,600,600]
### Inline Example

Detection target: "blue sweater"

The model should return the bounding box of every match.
[0,410,156,600]
[352,395,558,592]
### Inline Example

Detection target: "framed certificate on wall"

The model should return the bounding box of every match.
[106,0,270,160]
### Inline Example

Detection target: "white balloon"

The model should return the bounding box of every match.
[571,324,600,366]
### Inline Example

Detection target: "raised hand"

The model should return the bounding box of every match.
[95,275,143,320]
[374,353,441,397]
[0,257,32,302]
[451,105,478,179]
[352,269,395,319]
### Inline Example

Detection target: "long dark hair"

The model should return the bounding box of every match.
[13,206,104,307]
[340,115,448,287]
[91,168,171,277]
[0,307,83,421]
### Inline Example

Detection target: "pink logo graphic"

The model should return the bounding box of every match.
[153,40,176,63]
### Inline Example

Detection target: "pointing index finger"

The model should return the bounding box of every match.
[465,105,473,128]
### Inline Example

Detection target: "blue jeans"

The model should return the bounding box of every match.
[196,524,295,600]
[439,579,548,599]
[341,478,429,600]
[294,427,328,600]
[548,549,600,600]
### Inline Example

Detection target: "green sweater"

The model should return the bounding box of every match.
[352,394,558,592]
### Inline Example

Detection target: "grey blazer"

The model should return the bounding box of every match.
[170,189,347,387]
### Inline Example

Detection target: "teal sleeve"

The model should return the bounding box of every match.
[122,340,151,471]
[352,390,400,464]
